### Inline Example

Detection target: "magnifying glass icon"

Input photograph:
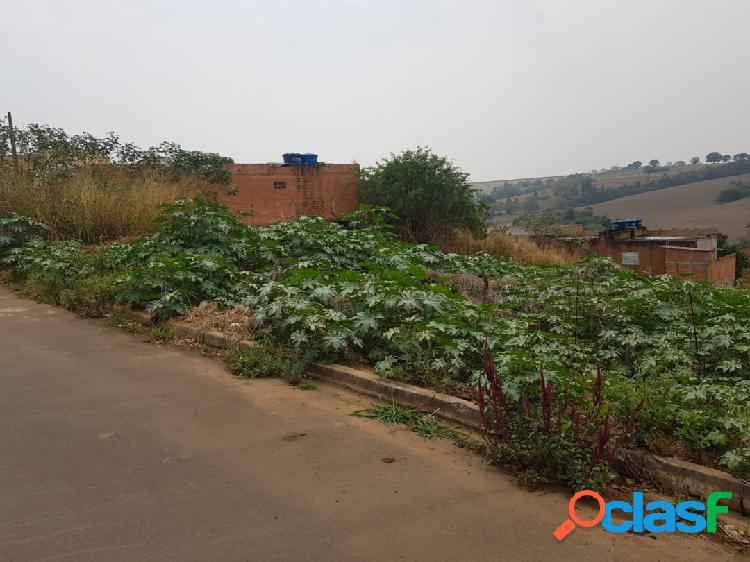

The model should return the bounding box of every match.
[553,490,606,541]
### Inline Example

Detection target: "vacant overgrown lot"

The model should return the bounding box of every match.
[2,199,750,488]
[0,168,204,242]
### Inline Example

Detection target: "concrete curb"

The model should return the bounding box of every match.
[625,450,749,516]
[309,363,483,430]
[108,303,748,517]
[109,305,484,429]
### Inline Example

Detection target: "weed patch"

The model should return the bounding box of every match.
[107,312,147,334]
[353,404,461,440]
[150,325,177,342]
[225,345,309,385]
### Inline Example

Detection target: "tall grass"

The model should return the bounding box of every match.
[0,167,204,242]
[444,229,581,266]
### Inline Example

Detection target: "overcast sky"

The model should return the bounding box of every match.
[3,0,749,181]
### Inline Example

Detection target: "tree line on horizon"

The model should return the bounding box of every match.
[0,117,233,185]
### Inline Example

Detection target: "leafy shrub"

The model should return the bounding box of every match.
[340,205,398,230]
[478,353,626,491]
[717,234,749,278]
[56,273,119,316]
[4,240,86,296]
[124,197,270,268]
[0,214,49,254]
[3,239,128,309]
[114,252,239,317]
[358,147,487,242]
[150,326,177,342]
[225,344,309,385]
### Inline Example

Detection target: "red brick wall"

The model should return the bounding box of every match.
[591,240,735,286]
[710,254,736,287]
[663,247,735,286]
[664,247,710,281]
[217,163,359,225]
[591,240,665,274]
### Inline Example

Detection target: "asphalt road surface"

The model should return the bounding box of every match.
[0,286,743,561]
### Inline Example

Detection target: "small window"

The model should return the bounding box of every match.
[273,181,287,190]
[621,252,639,265]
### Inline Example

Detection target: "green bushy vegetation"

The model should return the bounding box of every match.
[479,360,620,491]
[717,234,750,279]
[225,344,308,385]
[714,182,750,204]
[0,214,49,254]
[3,198,750,487]
[559,208,612,230]
[149,325,177,342]
[0,119,233,185]
[358,147,486,243]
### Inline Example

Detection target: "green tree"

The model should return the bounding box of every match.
[357,147,486,242]
[520,196,540,213]
[717,234,748,279]
[706,152,723,164]
[0,120,232,184]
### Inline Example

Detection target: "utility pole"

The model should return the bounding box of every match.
[7,111,19,172]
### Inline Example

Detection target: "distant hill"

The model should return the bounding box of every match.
[586,174,750,242]
[472,175,563,193]
[483,158,750,223]
[475,164,709,197]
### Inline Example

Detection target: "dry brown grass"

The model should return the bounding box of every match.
[443,230,581,266]
[0,167,204,242]
[182,302,254,342]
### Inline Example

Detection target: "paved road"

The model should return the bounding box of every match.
[0,286,742,561]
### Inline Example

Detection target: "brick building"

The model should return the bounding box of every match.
[591,220,736,287]
[216,161,359,225]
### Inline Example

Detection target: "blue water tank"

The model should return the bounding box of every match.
[282,153,303,165]
[612,218,643,230]
[302,153,318,165]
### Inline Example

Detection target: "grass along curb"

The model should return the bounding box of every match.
[110,302,750,517]
[309,363,482,430]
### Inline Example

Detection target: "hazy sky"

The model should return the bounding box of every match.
[3,0,749,181]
